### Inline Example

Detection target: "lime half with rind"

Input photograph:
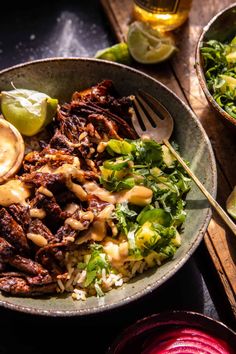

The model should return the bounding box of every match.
[127,21,176,64]
[1,89,58,136]
[226,186,236,220]
[95,42,131,64]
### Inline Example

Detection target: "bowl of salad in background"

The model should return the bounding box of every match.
[0,58,216,316]
[195,3,236,129]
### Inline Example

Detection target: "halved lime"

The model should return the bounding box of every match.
[226,186,236,220]
[127,21,176,64]
[95,42,131,64]
[1,89,58,136]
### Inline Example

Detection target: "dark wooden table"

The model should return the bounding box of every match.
[0,1,235,353]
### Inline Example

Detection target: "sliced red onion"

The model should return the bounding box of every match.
[142,327,233,354]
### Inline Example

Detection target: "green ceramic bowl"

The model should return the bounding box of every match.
[195,3,236,129]
[0,58,217,316]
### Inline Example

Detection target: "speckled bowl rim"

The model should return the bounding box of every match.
[0,57,217,316]
[195,3,236,128]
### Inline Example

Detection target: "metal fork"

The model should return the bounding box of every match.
[131,90,236,236]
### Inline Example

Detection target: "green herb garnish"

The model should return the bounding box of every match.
[100,138,191,262]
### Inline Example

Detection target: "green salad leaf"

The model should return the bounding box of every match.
[201,35,236,119]
[131,139,163,165]
[83,244,110,287]
[106,139,133,155]
[99,138,191,263]
[137,207,172,227]
[114,202,137,235]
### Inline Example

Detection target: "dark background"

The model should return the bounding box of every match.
[0,1,113,70]
[0,1,234,353]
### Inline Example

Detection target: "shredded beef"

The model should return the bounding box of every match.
[28,219,56,244]
[0,209,29,254]
[0,80,137,296]
[8,204,31,233]
[0,237,15,262]
[23,172,66,194]
[0,274,56,296]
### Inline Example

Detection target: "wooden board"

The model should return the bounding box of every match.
[101,0,236,322]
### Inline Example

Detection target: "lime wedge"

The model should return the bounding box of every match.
[127,21,176,64]
[226,186,236,220]
[1,89,58,136]
[95,42,131,64]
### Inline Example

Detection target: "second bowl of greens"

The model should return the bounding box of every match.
[196,3,236,128]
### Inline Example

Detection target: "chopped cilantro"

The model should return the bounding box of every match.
[83,244,111,288]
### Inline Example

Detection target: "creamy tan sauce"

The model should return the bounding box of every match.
[37,157,84,181]
[88,220,106,242]
[89,205,114,241]
[66,180,87,201]
[27,233,48,247]
[80,210,94,222]
[0,125,20,177]
[103,240,129,269]
[83,182,122,204]
[78,205,114,242]
[38,186,53,197]
[0,179,31,206]
[65,211,94,231]
[53,157,81,177]
[97,141,108,153]
[97,204,114,219]
[30,208,46,219]
[127,186,153,206]
[83,182,152,206]
[65,218,87,231]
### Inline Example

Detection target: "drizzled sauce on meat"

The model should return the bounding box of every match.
[0,80,137,297]
[0,180,30,206]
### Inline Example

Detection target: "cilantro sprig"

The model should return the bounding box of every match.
[82,244,111,293]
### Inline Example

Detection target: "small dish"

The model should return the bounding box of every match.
[195,3,236,129]
[0,118,24,184]
[107,311,236,353]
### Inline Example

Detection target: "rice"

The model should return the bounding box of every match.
[56,247,154,301]
[72,289,87,301]
[55,239,167,301]
[57,279,65,293]
[73,269,87,285]
[131,261,142,276]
